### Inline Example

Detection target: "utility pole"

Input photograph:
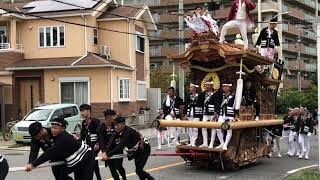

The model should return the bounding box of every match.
[297,31,302,92]
[316,0,320,172]
[178,0,185,100]
[257,0,262,31]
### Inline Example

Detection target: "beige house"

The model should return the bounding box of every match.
[0,0,156,120]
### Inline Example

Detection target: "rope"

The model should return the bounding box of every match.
[190,64,256,74]
[9,154,128,172]
[263,128,283,138]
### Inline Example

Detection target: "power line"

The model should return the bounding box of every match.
[0,7,170,40]
[50,0,177,29]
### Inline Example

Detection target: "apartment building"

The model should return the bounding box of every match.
[0,0,156,121]
[123,0,318,89]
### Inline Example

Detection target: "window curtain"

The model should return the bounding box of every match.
[75,82,88,106]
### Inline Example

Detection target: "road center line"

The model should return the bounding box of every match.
[105,161,185,180]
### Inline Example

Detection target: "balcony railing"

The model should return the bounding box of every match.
[0,43,24,51]
[0,43,10,50]
[305,63,316,72]
[304,46,316,55]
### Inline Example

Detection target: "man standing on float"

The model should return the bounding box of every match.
[219,0,256,49]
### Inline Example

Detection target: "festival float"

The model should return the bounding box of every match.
[154,29,284,169]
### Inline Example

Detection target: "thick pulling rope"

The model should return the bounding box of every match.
[9,152,207,172]
[9,154,128,172]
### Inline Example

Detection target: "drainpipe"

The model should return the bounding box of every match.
[82,15,87,55]
[128,19,132,67]
[110,67,115,109]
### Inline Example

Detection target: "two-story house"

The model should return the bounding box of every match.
[0,0,156,121]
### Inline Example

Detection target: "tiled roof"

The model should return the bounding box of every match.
[5,53,132,70]
[98,6,142,19]
[0,0,94,17]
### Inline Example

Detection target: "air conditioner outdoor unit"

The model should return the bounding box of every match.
[101,45,111,59]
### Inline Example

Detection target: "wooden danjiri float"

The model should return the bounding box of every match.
[154,32,284,170]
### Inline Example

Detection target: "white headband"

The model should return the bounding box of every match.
[204,81,214,85]
[222,83,232,87]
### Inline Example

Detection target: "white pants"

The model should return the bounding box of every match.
[260,48,275,59]
[284,130,290,153]
[165,115,181,145]
[288,130,299,155]
[273,136,281,155]
[188,116,199,146]
[298,133,310,156]
[217,116,234,148]
[219,20,248,49]
[201,115,214,146]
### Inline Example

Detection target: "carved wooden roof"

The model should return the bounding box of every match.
[169,39,274,69]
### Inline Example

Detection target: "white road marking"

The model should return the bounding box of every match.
[286,164,318,174]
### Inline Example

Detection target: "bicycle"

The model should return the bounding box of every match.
[3,120,19,141]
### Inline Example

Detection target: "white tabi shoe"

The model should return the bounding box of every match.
[304,155,309,160]
[199,143,208,148]
[276,153,282,158]
[255,116,260,121]
[215,144,224,149]
[298,153,304,159]
[208,142,214,149]
[222,145,228,151]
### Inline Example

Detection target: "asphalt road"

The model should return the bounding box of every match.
[1,134,319,180]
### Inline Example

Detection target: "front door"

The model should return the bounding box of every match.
[19,79,40,117]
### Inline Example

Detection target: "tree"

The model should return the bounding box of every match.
[277,85,317,114]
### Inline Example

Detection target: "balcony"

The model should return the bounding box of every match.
[283,5,304,20]
[283,43,300,53]
[161,47,179,57]
[0,43,24,52]
[159,14,178,23]
[302,46,316,56]
[305,63,316,72]
[283,78,311,89]
[302,30,317,40]
[286,61,306,70]
[160,30,192,39]
[282,24,300,36]
[260,1,279,12]
[214,7,231,20]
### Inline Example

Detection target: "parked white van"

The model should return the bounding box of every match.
[12,104,82,143]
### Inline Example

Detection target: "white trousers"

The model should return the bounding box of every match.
[284,130,290,153]
[188,116,200,146]
[219,20,248,49]
[165,115,181,144]
[298,133,311,156]
[288,130,300,155]
[260,48,275,59]
[217,116,234,148]
[201,115,214,146]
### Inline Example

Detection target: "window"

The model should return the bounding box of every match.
[137,81,147,100]
[63,107,77,118]
[51,109,64,121]
[93,29,98,45]
[59,77,89,106]
[39,25,65,48]
[136,33,145,53]
[118,78,130,101]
